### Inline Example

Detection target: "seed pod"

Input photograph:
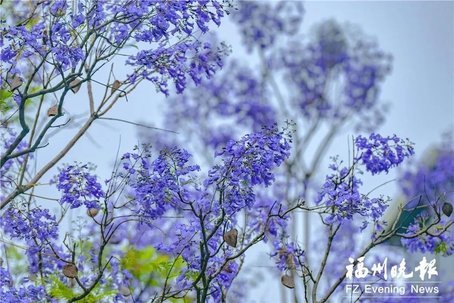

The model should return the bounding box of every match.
[111,80,121,94]
[281,274,295,289]
[9,75,23,90]
[442,202,453,217]
[62,263,78,278]
[70,79,81,93]
[87,208,99,217]
[223,229,238,248]
[47,105,58,117]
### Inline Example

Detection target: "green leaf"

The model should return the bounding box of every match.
[48,275,76,300]
[435,242,447,254]
[120,246,185,285]
[25,16,40,30]
[48,275,116,302]
[0,89,13,113]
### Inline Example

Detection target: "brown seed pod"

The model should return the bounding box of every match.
[70,79,81,93]
[62,263,78,278]
[281,274,295,289]
[442,202,453,217]
[111,80,121,94]
[223,229,238,248]
[87,208,99,217]
[47,105,58,117]
[9,75,23,90]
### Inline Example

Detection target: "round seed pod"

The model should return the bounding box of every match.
[62,263,78,278]
[87,208,99,217]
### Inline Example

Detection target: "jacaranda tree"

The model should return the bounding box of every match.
[1,1,452,303]
[144,1,454,302]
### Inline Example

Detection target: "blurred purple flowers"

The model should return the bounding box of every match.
[355,133,415,175]
[55,163,104,209]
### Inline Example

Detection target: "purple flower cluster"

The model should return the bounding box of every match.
[55,163,104,209]
[0,267,46,303]
[1,0,229,96]
[0,204,66,276]
[0,127,32,200]
[231,1,304,51]
[0,207,58,242]
[400,137,454,203]
[316,157,389,226]
[398,135,454,255]
[315,134,412,225]
[127,40,229,95]
[355,133,414,175]
[274,20,392,122]
[121,146,200,219]
[205,125,291,215]
[401,221,454,255]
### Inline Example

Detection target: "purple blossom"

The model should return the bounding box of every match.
[120,146,200,219]
[204,125,291,215]
[55,163,105,209]
[127,40,229,95]
[1,0,229,94]
[316,157,389,225]
[0,267,46,303]
[398,135,454,255]
[231,1,304,51]
[0,207,58,242]
[355,133,414,175]
[1,127,33,200]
